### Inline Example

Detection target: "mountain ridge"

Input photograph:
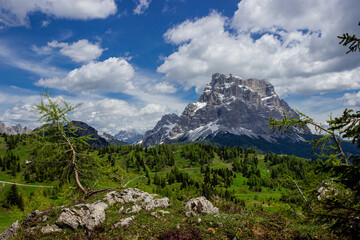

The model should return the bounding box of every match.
[140,73,306,150]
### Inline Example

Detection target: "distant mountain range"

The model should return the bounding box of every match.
[0,121,31,135]
[114,129,142,144]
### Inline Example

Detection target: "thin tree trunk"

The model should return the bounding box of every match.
[58,122,87,194]
[293,180,314,211]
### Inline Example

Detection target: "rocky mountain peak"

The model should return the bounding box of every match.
[139,113,179,147]
[141,73,304,147]
[0,121,31,135]
[115,129,142,144]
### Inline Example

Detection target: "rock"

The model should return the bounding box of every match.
[217,222,223,227]
[157,210,170,215]
[185,211,196,218]
[184,197,219,217]
[42,215,49,222]
[0,220,20,240]
[317,181,338,200]
[143,196,170,211]
[40,224,62,234]
[118,206,124,213]
[103,188,170,210]
[22,210,42,228]
[56,201,108,231]
[114,216,135,228]
[150,212,159,218]
[151,210,170,218]
[25,227,36,235]
[125,204,142,214]
[197,218,202,223]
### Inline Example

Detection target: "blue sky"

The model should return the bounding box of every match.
[0,0,359,135]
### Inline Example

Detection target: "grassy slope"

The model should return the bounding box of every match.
[0,138,338,239]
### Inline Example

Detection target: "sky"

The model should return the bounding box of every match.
[0,0,359,135]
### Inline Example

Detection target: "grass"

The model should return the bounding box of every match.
[6,190,338,240]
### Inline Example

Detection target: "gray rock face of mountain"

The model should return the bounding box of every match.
[139,113,180,147]
[114,129,142,144]
[141,73,305,146]
[0,121,31,135]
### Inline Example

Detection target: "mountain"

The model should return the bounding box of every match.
[114,129,142,144]
[140,73,310,154]
[0,121,31,135]
[101,132,128,146]
[69,121,109,148]
[139,113,180,146]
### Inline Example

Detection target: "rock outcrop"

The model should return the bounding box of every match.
[103,188,170,210]
[1,188,170,239]
[184,197,219,217]
[56,201,108,231]
[40,224,62,234]
[114,216,136,228]
[0,221,20,240]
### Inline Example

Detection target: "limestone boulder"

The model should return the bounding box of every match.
[40,224,62,234]
[56,201,108,231]
[0,221,20,240]
[114,216,135,228]
[184,197,219,217]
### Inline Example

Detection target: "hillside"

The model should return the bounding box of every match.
[0,134,356,239]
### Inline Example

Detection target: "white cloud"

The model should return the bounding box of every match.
[158,0,360,95]
[340,91,360,107]
[0,0,117,27]
[133,0,152,15]
[35,57,135,93]
[0,88,180,134]
[41,20,50,27]
[145,82,177,94]
[47,39,105,63]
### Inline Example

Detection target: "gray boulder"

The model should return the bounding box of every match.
[56,201,108,231]
[184,197,219,217]
[40,224,62,234]
[103,188,170,210]
[0,220,20,240]
[114,216,135,228]
[22,210,42,228]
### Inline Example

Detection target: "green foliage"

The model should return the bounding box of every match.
[338,22,360,54]
[7,184,24,211]
[31,90,98,194]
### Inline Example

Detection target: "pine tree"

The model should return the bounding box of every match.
[7,184,24,211]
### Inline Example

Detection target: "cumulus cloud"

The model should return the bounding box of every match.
[158,0,360,95]
[47,39,105,63]
[133,0,152,15]
[68,98,169,134]
[145,82,177,94]
[340,91,360,107]
[0,0,117,27]
[35,57,135,93]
